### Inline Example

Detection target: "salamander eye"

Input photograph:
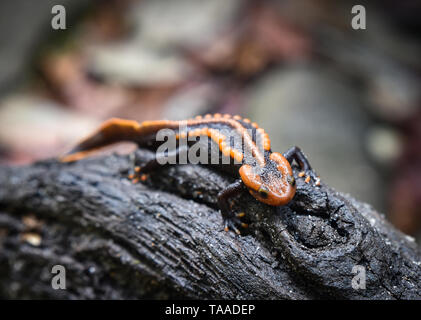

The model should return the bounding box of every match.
[287,175,296,186]
[258,186,269,198]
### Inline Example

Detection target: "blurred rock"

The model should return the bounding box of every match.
[367,66,420,121]
[128,0,245,49]
[162,83,221,120]
[86,43,193,87]
[88,42,191,86]
[0,93,99,164]
[245,63,385,211]
[365,126,403,167]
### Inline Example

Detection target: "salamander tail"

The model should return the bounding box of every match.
[60,118,141,162]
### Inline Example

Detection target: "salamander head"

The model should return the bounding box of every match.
[239,152,296,206]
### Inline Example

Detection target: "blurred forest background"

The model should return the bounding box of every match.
[0,0,420,243]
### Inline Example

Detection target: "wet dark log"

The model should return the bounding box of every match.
[0,149,420,299]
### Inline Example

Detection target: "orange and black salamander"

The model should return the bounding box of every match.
[61,114,320,234]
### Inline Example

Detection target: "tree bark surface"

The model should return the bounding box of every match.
[0,150,420,299]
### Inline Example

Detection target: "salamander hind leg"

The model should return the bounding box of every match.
[217,180,248,235]
[129,145,189,183]
[128,153,147,184]
[283,146,321,186]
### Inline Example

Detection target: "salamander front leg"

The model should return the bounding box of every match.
[283,146,320,186]
[217,179,248,235]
